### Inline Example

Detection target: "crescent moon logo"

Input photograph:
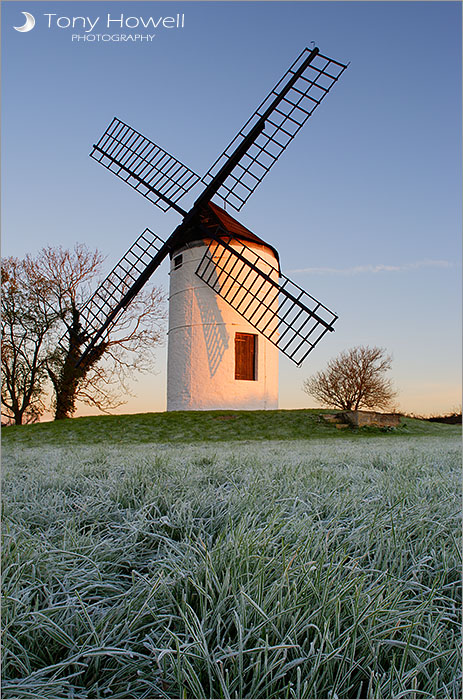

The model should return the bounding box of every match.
[14,11,35,32]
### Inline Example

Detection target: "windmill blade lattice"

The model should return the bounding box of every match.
[65,228,165,355]
[79,46,348,368]
[91,118,200,214]
[195,236,338,366]
[201,49,348,212]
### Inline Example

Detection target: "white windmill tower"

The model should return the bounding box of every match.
[167,202,280,410]
[74,47,348,410]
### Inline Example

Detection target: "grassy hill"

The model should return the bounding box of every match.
[2,408,460,447]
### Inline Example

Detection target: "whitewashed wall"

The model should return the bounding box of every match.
[167,239,279,411]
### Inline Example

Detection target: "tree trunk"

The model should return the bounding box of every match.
[53,306,107,420]
[54,356,81,419]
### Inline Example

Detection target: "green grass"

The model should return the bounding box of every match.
[2,434,461,699]
[2,408,460,447]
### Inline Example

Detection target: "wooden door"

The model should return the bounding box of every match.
[235,333,256,380]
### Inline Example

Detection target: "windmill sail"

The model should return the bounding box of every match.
[70,228,165,360]
[200,48,348,212]
[90,117,200,214]
[80,46,348,368]
[195,234,337,366]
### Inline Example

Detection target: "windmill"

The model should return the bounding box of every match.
[76,46,348,410]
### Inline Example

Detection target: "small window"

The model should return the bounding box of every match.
[174,254,183,269]
[235,333,257,381]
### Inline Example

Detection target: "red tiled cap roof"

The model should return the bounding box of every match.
[203,202,280,264]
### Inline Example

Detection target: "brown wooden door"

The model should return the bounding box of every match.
[235,333,256,380]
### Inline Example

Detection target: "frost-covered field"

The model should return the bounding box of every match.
[2,437,461,699]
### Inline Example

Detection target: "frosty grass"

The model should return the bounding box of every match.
[2,436,461,698]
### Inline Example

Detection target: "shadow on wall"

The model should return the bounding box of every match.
[194,287,229,377]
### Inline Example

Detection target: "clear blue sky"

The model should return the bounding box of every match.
[2,0,461,415]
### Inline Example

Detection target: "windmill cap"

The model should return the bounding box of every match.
[171,201,280,268]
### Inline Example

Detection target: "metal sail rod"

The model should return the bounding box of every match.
[194,47,320,210]
[77,219,192,366]
[92,145,188,217]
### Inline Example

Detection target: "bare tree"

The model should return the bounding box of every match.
[1,258,57,424]
[303,345,397,411]
[38,245,166,419]
[2,245,166,422]
[23,245,106,419]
